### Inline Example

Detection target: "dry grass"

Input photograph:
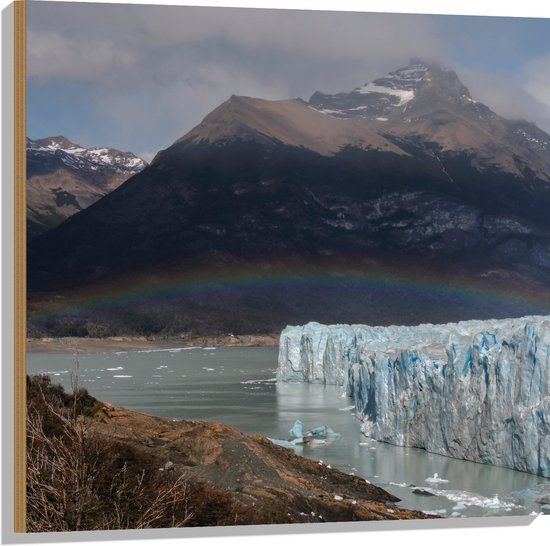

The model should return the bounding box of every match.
[26,374,195,531]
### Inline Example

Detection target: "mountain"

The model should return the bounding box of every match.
[27,136,147,238]
[27,61,550,336]
[309,61,550,180]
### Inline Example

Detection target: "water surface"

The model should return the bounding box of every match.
[27,346,550,518]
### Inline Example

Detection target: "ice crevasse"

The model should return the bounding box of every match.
[277,316,550,477]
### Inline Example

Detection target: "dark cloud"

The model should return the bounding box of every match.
[457,66,550,133]
[26,1,550,156]
[524,53,550,112]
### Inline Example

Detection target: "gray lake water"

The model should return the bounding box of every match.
[27,346,550,519]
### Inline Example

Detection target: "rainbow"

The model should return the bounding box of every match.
[28,261,550,322]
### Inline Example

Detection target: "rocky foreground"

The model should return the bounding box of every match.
[27,374,432,532]
[87,403,431,525]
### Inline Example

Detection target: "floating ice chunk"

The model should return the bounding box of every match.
[268,438,298,449]
[107,366,124,371]
[113,375,133,378]
[289,420,303,440]
[304,438,326,447]
[287,420,340,445]
[306,425,340,438]
[422,488,519,511]
[425,473,449,484]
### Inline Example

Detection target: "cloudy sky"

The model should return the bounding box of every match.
[27,0,550,161]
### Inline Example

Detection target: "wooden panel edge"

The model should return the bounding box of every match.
[14,0,27,534]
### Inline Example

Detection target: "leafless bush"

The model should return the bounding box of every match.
[26,374,194,532]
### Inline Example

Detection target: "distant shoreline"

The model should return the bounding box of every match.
[26,333,279,353]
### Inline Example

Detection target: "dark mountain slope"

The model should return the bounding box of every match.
[28,137,550,288]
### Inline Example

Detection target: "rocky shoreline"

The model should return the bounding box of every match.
[26,333,279,353]
[87,402,435,524]
[27,371,435,529]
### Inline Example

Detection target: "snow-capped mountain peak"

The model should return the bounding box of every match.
[28,135,84,152]
[27,136,148,174]
[27,136,148,238]
[353,62,430,101]
[308,60,472,120]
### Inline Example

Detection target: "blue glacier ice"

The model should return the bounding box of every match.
[269,420,341,449]
[289,419,303,440]
[277,316,550,477]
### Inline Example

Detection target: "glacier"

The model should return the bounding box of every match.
[277,316,550,477]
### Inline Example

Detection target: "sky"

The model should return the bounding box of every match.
[26,0,550,162]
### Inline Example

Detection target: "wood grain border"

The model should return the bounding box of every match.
[14,0,26,533]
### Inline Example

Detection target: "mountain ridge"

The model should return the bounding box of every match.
[154,60,550,181]
[27,136,147,238]
[170,95,406,157]
[306,60,550,180]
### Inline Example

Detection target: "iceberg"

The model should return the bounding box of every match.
[277,316,550,477]
[289,419,304,440]
[267,438,300,449]
[305,425,341,439]
[270,420,341,449]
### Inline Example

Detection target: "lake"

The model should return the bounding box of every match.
[27,345,550,519]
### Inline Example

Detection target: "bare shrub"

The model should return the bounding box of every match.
[26,374,194,532]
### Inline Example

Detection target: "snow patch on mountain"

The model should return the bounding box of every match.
[27,137,147,174]
[354,83,414,105]
[309,62,430,119]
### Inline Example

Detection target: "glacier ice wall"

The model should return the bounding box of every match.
[277,317,550,477]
